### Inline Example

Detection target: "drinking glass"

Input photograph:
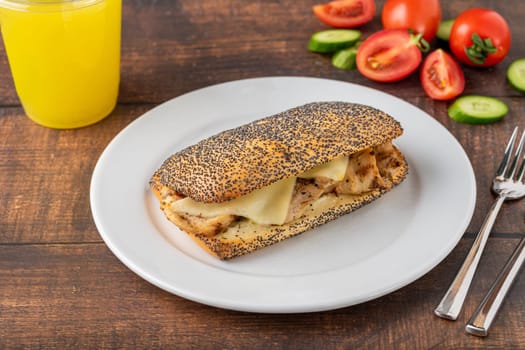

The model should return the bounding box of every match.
[0,0,122,128]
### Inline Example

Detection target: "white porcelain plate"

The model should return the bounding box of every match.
[90,77,476,313]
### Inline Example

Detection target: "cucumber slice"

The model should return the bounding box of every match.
[332,45,359,70]
[507,58,525,93]
[448,95,508,124]
[437,19,455,41]
[308,29,361,53]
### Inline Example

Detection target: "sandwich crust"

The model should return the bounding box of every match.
[151,101,403,203]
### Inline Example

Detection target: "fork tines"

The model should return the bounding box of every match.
[496,127,525,181]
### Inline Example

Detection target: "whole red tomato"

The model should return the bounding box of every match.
[381,0,441,42]
[449,8,511,67]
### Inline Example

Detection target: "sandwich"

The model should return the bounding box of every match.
[150,101,408,259]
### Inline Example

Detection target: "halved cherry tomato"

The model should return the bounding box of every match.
[449,8,511,67]
[420,49,465,100]
[356,29,422,82]
[313,0,375,28]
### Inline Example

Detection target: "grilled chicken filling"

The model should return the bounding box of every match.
[161,141,403,237]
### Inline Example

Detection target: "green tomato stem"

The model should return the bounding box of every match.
[464,32,497,65]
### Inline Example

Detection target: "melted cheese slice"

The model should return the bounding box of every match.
[170,177,296,225]
[299,155,349,181]
[170,155,350,225]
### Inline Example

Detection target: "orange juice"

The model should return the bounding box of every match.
[0,0,121,128]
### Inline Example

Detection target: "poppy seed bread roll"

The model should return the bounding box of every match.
[150,101,408,259]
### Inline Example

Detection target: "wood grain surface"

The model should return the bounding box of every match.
[1,0,525,348]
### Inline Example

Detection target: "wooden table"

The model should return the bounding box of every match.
[1,0,524,348]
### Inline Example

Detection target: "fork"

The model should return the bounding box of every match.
[434,127,525,320]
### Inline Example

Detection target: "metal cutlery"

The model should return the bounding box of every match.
[435,127,525,320]
[466,237,525,337]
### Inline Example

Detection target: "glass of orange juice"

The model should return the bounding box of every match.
[0,0,121,129]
